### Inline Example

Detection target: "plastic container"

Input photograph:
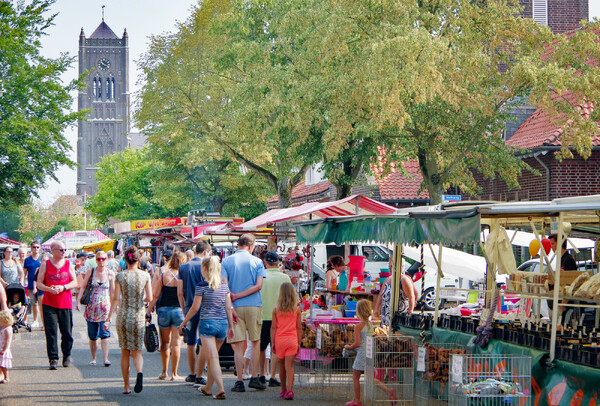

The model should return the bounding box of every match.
[345,310,357,318]
[345,299,358,311]
[347,255,366,275]
[377,277,387,284]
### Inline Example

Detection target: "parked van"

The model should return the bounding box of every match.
[306,243,462,310]
[309,243,392,278]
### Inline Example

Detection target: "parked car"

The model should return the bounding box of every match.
[403,258,464,311]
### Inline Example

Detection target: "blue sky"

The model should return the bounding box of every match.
[36,1,600,206]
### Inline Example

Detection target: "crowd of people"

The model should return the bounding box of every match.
[0,234,302,400]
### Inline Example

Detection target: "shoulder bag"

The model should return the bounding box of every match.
[80,267,95,305]
[144,314,159,353]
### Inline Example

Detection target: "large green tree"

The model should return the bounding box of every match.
[0,0,84,208]
[85,147,178,225]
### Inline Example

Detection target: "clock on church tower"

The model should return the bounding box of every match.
[76,20,130,197]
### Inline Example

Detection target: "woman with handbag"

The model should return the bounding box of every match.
[105,246,152,394]
[147,252,185,381]
[76,250,115,366]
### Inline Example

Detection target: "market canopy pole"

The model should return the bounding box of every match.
[549,213,565,362]
[391,243,402,325]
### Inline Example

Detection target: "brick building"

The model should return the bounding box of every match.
[472,101,600,202]
[519,0,589,34]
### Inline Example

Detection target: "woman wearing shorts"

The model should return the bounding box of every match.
[76,250,115,366]
[179,256,234,399]
[148,252,185,380]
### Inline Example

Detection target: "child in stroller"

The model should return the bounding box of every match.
[5,284,31,333]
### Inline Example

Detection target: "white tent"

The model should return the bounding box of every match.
[482,229,595,250]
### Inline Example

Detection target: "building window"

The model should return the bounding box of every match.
[305,163,325,186]
[96,78,102,99]
[532,0,548,26]
[112,78,116,98]
[106,78,111,99]
[92,78,97,97]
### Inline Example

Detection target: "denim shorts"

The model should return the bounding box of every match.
[157,306,184,329]
[199,318,228,341]
[87,320,111,340]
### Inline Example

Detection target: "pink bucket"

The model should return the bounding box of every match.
[347,255,366,275]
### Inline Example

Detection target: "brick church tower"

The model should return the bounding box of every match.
[76,19,130,196]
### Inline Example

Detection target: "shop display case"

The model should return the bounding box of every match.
[415,343,468,406]
[365,334,414,406]
[449,354,531,406]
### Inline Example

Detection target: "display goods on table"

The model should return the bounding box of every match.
[416,343,468,406]
[449,354,531,406]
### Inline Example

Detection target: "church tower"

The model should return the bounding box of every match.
[76,19,129,196]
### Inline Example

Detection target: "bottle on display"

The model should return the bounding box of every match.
[338,269,348,292]
[331,279,337,291]
[350,276,359,292]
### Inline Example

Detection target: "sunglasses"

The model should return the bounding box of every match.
[32,246,40,249]
[53,248,66,252]
[96,258,107,262]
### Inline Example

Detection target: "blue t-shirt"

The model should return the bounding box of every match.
[23,256,42,290]
[221,250,266,308]
[195,283,230,320]
[179,257,226,310]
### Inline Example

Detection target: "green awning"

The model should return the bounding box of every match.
[295,210,481,246]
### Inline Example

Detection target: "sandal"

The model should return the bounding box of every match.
[214,392,226,400]
[134,372,143,393]
[122,390,131,395]
[199,387,211,396]
[104,360,111,367]
[158,373,167,380]
[89,360,97,366]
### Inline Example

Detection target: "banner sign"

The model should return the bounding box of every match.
[131,217,186,231]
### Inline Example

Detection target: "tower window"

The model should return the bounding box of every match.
[96,78,102,99]
[92,78,97,97]
[112,78,116,99]
[106,78,111,99]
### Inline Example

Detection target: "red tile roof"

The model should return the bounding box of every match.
[507,95,600,149]
[374,160,429,200]
[267,180,331,204]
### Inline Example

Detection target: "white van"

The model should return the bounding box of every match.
[307,243,462,310]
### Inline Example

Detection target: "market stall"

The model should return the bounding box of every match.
[295,195,600,406]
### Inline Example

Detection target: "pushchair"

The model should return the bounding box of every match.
[6,283,31,333]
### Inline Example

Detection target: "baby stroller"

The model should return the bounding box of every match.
[6,283,31,333]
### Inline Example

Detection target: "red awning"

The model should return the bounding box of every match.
[235,195,396,231]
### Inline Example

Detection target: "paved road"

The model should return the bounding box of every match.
[2,304,346,405]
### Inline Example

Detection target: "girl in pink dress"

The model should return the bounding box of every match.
[0,309,14,383]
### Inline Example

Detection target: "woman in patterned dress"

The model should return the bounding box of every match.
[374,263,416,327]
[76,250,115,366]
[105,246,152,394]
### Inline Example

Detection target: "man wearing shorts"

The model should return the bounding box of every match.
[23,241,42,327]
[222,233,266,392]
[259,251,291,387]
[178,241,212,386]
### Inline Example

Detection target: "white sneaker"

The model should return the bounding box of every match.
[242,374,252,380]
[31,321,40,328]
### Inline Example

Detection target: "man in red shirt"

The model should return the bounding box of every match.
[37,241,78,370]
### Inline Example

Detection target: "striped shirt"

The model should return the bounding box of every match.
[195,283,230,320]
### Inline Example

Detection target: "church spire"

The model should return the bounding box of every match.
[102,5,105,22]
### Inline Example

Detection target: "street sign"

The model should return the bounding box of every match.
[442,195,462,202]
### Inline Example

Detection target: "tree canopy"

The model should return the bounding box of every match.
[133,0,600,210]
[0,0,84,208]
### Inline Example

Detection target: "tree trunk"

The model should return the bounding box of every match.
[277,178,293,208]
[211,198,226,214]
[417,149,444,205]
